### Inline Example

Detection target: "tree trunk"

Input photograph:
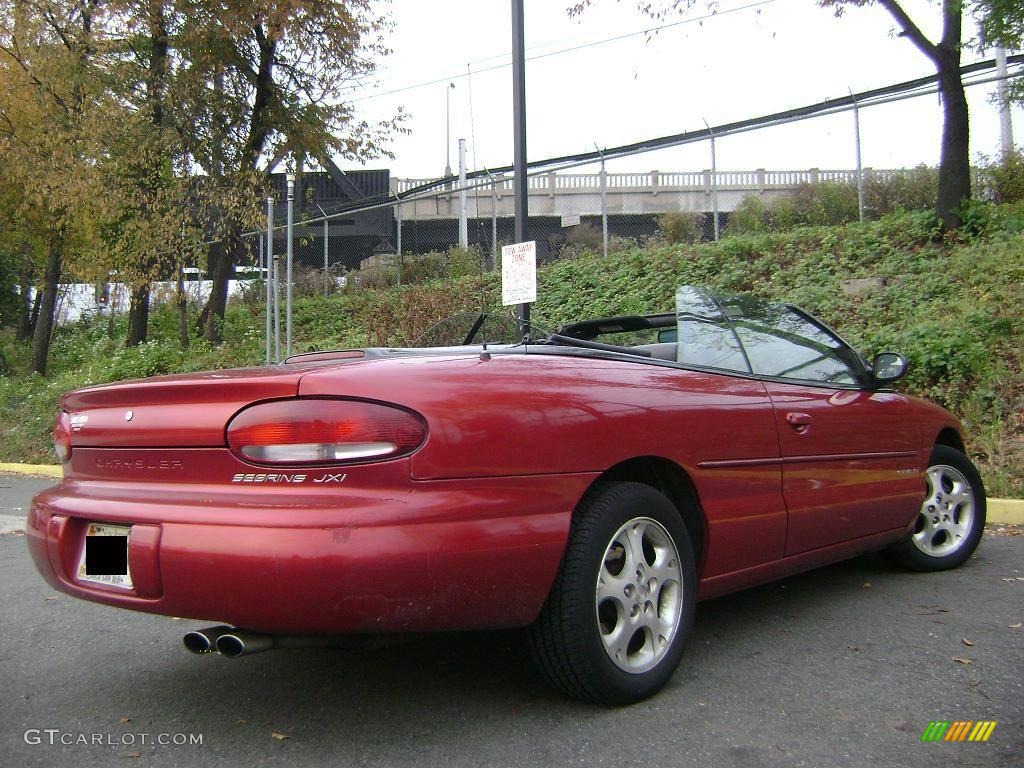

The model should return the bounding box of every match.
[200,236,236,343]
[935,55,971,229]
[31,239,61,376]
[125,282,151,346]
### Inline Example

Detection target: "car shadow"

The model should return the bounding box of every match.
[102,550,926,724]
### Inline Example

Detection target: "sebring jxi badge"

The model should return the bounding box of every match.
[230,473,348,484]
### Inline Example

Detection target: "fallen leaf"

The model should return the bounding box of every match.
[121,753,141,759]
[847,645,859,652]
[962,638,975,647]
[120,716,131,724]
[952,656,973,665]
[271,732,289,741]
[45,596,59,601]
[1009,622,1021,629]
[863,582,872,589]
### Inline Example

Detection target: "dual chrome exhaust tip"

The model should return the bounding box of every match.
[182,626,272,657]
[183,626,343,657]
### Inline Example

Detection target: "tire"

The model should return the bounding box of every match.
[884,445,986,572]
[528,481,697,705]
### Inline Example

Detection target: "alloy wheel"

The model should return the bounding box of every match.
[913,464,975,558]
[595,516,683,674]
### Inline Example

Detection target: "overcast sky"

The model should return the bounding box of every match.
[350,0,1022,179]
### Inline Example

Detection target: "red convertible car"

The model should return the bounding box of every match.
[27,286,985,704]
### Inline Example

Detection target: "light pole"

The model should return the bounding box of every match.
[445,82,456,179]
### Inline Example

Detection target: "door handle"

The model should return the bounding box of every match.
[786,412,813,429]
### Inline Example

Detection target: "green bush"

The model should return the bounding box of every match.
[982,151,1024,204]
[726,182,858,234]
[864,166,937,216]
[725,196,769,235]
[657,211,705,244]
[728,170,940,236]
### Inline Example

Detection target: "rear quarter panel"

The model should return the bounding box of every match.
[299,352,788,578]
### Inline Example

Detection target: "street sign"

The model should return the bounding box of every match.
[501,241,537,306]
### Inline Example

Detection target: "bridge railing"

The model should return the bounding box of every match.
[392,168,912,196]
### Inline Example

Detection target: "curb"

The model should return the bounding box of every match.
[0,462,63,479]
[989,498,1024,526]
[0,462,1021,523]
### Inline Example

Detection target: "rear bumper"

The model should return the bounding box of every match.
[27,469,594,634]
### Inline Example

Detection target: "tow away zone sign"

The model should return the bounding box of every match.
[501,241,537,306]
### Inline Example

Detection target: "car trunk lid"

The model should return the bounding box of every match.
[62,362,338,449]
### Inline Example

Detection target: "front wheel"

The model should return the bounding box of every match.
[528,481,697,705]
[885,445,986,572]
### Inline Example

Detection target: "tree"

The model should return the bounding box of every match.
[823,0,970,229]
[570,0,1019,229]
[101,0,190,346]
[169,1,401,343]
[0,0,110,374]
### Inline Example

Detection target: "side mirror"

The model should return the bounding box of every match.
[657,328,678,343]
[871,352,908,386]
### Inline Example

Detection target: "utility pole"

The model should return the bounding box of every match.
[458,138,468,249]
[996,46,1014,161]
[851,89,865,222]
[511,0,530,336]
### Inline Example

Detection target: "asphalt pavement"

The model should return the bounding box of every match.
[1,474,1021,768]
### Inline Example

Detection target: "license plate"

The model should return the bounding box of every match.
[77,523,133,590]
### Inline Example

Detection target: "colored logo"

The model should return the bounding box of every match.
[921,721,997,742]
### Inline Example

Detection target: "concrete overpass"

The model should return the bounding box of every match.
[390,168,901,221]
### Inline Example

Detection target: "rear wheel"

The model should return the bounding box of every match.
[528,481,697,705]
[885,445,986,572]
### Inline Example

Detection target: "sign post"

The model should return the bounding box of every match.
[501,241,537,309]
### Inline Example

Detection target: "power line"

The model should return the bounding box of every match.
[348,0,782,104]
[278,54,1023,227]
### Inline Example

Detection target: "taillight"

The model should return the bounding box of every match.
[54,411,72,463]
[226,399,427,466]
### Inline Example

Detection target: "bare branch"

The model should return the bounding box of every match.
[875,0,942,65]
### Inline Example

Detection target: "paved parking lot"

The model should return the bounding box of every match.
[1,474,1021,767]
